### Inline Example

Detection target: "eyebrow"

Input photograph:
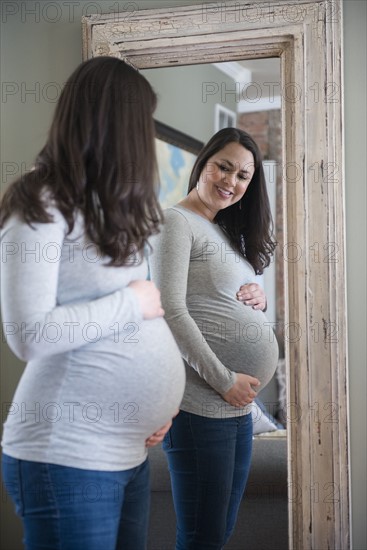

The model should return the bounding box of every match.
[218,158,253,175]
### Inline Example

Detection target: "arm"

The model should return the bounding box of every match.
[0,208,145,362]
[149,209,236,396]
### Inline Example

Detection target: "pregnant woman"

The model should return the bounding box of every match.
[149,127,279,549]
[1,57,185,550]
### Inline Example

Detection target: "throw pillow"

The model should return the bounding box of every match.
[251,399,279,434]
[275,358,287,425]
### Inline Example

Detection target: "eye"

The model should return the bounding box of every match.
[218,163,229,172]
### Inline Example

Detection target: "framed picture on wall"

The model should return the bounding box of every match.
[154,120,204,208]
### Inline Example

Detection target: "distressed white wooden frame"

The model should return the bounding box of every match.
[82,1,349,548]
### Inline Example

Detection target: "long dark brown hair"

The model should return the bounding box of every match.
[0,56,162,265]
[188,128,276,274]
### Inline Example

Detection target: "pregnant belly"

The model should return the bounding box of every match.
[191,303,279,391]
[50,317,186,439]
[3,317,185,470]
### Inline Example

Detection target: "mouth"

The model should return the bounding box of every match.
[216,186,233,199]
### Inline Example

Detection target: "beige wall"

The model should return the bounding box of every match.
[141,64,238,143]
[343,1,367,548]
[0,1,366,548]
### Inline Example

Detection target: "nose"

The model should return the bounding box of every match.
[224,172,237,187]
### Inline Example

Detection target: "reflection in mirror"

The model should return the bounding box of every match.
[142,59,288,549]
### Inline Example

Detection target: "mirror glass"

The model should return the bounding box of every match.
[82,3,350,543]
[142,58,288,547]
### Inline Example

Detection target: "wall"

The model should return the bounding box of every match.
[343,1,367,548]
[0,1,366,548]
[141,65,237,143]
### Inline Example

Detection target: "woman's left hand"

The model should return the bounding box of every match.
[236,283,267,311]
[145,420,172,447]
[145,410,179,447]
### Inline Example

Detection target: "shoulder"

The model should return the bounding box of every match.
[164,206,190,223]
[162,206,193,235]
[0,202,69,242]
[149,207,193,255]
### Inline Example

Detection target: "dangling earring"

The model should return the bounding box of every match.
[196,182,199,191]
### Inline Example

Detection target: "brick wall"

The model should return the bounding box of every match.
[237,110,285,356]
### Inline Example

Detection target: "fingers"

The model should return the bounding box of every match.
[145,418,173,447]
[239,283,259,293]
[237,287,263,301]
[227,395,255,408]
[154,420,172,436]
[236,283,266,310]
[237,373,260,387]
[145,431,165,447]
[223,387,258,408]
[248,375,261,387]
[145,435,163,447]
[128,280,165,320]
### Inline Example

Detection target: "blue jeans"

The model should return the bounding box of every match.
[163,410,253,550]
[1,454,150,550]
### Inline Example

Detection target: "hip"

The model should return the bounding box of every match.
[162,409,253,452]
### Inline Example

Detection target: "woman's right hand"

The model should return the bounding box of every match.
[128,280,165,320]
[222,373,261,407]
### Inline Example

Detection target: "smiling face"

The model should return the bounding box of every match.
[195,142,255,220]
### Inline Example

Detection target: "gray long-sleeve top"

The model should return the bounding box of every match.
[1,206,185,470]
[149,206,279,419]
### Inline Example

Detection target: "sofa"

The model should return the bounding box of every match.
[147,371,288,550]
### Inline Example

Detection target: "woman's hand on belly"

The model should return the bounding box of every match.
[222,373,261,408]
[236,283,267,311]
[128,280,165,319]
[145,409,179,448]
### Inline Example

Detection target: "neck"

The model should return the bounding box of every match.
[179,189,217,222]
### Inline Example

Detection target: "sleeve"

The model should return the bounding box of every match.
[149,209,236,396]
[0,209,143,362]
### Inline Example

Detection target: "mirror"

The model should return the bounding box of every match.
[145,59,288,549]
[82,1,349,547]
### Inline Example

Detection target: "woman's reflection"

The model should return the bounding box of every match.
[149,128,279,549]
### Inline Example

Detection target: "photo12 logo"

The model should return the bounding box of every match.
[1,2,139,24]
[200,1,340,25]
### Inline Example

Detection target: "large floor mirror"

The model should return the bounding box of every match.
[143,58,288,549]
[82,1,349,548]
